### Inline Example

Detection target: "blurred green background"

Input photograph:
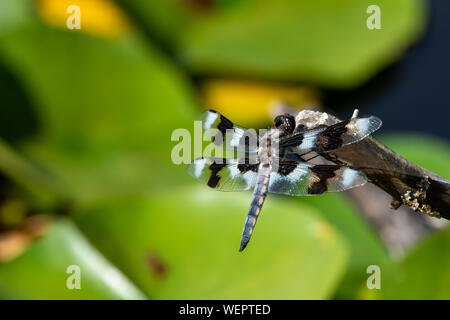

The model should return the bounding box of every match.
[0,0,449,299]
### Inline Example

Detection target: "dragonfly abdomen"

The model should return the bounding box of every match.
[239,163,271,252]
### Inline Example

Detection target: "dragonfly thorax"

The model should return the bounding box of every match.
[257,129,281,166]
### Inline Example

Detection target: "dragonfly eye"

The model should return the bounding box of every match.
[283,114,296,134]
[274,116,283,128]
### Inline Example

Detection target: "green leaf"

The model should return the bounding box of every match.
[0,0,32,36]
[120,0,427,88]
[0,21,198,202]
[359,228,450,299]
[299,193,389,298]
[116,0,193,46]
[0,219,146,299]
[301,194,389,269]
[75,186,349,299]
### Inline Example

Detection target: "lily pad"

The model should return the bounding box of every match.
[0,219,146,299]
[75,186,349,299]
[299,193,389,298]
[119,0,427,88]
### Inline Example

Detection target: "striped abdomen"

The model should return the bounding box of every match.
[239,163,271,252]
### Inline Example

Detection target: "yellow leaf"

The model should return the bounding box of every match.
[37,0,129,38]
[201,79,320,126]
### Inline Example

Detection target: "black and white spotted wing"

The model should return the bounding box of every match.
[279,116,382,152]
[187,157,258,191]
[269,161,367,195]
[187,158,367,196]
[199,110,259,155]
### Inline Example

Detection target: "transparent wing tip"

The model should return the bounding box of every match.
[355,115,382,135]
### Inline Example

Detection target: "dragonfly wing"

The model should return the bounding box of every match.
[314,116,382,151]
[268,161,367,196]
[279,116,382,152]
[187,157,259,191]
[200,110,259,155]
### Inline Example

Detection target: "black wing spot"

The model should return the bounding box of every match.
[212,115,235,146]
[279,133,304,148]
[208,160,227,188]
[218,115,234,135]
[237,162,259,173]
[278,161,298,176]
[308,165,340,194]
[317,120,350,151]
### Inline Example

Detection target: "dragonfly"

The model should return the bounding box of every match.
[187,109,382,252]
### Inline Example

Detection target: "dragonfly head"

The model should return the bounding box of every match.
[274,113,296,136]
